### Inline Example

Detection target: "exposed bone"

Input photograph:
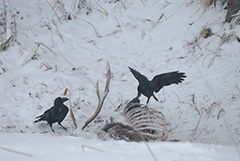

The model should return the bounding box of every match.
[123,102,168,141]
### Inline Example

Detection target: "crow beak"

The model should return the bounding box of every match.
[62,97,69,102]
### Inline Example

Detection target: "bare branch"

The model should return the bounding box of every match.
[82,62,111,130]
[93,0,108,16]
[69,94,78,129]
[0,146,33,157]
[75,16,102,38]
[34,42,57,56]
[192,108,203,132]
[81,145,105,153]
[63,88,77,130]
[52,18,64,42]
[45,0,62,24]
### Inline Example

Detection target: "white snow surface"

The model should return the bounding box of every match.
[0,133,239,161]
[0,0,240,160]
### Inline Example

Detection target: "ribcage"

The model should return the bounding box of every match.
[123,103,168,141]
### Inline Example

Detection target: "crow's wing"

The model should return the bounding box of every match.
[34,108,52,123]
[129,67,149,84]
[52,105,69,122]
[151,71,186,92]
[36,108,51,119]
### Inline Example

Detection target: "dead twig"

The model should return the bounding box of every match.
[45,0,62,24]
[63,88,77,130]
[34,42,57,56]
[93,0,108,16]
[81,145,105,153]
[0,146,33,157]
[75,16,102,38]
[52,18,64,42]
[69,94,78,129]
[189,93,200,115]
[193,107,203,132]
[82,62,111,130]
[171,91,181,103]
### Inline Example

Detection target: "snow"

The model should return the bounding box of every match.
[0,0,240,160]
[0,133,239,161]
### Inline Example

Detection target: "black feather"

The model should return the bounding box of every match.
[129,67,186,104]
[34,97,69,132]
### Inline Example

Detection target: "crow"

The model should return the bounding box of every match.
[34,97,69,132]
[129,67,186,104]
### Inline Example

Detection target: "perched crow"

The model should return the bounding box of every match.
[129,67,186,104]
[34,97,69,132]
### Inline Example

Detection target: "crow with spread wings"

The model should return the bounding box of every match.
[129,67,186,104]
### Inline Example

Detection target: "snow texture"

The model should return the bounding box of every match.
[0,0,240,160]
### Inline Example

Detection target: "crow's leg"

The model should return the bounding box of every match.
[49,124,55,133]
[58,122,67,131]
[153,94,159,101]
[146,97,150,104]
[146,94,159,104]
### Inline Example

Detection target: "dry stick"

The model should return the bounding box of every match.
[57,52,116,110]
[193,107,203,132]
[57,49,116,109]
[35,42,57,56]
[0,146,33,157]
[93,0,108,16]
[63,88,77,130]
[45,0,62,24]
[69,94,78,129]
[81,145,105,153]
[52,18,65,42]
[82,62,111,130]
[191,93,200,115]
[45,15,55,46]
[75,16,102,38]
[171,90,181,103]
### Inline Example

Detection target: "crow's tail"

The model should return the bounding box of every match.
[34,115,42,123]
[34,119,40,123]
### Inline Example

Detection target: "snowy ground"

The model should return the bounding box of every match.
[0,133,239,161]
[0,0,240,160]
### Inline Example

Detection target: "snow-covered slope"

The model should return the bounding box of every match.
[0,0,240,159]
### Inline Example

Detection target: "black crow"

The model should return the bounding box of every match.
[34,97,69,132]
[129,67,186,104]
